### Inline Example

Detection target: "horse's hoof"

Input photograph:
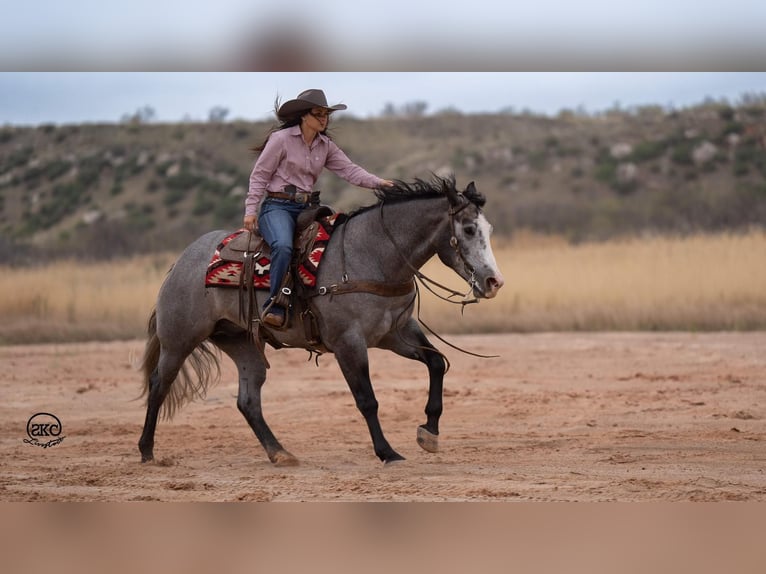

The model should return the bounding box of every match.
[271,450,299,467]
[384,454,406,465]
[417,426,439,453]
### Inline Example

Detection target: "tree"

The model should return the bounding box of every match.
[208,106,230,123]
[121,105,156,124]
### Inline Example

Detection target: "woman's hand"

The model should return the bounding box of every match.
[243,214,258,232]
[379,179,395,188]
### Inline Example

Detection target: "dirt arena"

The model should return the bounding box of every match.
[1,332,764,501]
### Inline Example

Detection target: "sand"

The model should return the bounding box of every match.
[1,332,764,501]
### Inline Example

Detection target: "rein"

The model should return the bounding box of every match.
[377,199,498,361]
[378,197,479,311]
[311,195,498,361]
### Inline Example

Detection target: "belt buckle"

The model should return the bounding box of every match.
[295,192,308,204]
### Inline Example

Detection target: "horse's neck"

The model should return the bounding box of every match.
[348,198,447,281]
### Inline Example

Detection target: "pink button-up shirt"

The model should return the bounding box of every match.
[245,125,383,216]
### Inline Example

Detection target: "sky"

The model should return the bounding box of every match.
[2,0,765,67]
[1,72,765,126]
[1,1,765,125]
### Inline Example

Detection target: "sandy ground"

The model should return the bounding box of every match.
[1,332,764,501]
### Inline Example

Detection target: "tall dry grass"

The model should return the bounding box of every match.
[0,231,764,344]
[0,254,176,344]
[420,230,766,333]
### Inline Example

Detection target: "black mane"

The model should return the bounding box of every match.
[348,175,486,218]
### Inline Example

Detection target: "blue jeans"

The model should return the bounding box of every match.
[258,198,306,304]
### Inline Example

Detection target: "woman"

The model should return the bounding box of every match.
[244,88,394,327]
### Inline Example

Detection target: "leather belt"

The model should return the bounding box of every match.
[268,185,320,205]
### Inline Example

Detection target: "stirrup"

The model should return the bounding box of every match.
[261,299,286,328]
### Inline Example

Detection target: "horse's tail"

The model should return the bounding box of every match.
[140,307,221,421]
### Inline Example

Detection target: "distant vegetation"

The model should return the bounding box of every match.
[2,231,764,343]
[1,95,765,261]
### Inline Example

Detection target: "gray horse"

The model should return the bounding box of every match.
[138,176,504,465]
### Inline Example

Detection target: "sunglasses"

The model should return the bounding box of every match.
[310,110,333,120]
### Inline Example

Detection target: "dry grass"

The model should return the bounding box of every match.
[1,231,764,344]
[420,230,766,333]
[0,254,175,344]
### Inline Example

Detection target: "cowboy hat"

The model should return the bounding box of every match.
[277,89,347,119]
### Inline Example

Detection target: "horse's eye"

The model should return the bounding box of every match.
[463,224,477,237]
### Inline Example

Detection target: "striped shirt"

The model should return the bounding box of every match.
[245,125,383,216]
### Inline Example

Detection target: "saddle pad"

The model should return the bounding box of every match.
[205,213,343,290]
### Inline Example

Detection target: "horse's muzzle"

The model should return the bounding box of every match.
[476,274,504,299]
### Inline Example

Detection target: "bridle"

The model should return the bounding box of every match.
[315,192,497,361]
[377,194,498,361]
[378,193,479,309]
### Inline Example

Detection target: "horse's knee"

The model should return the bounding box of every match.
[426,351,446,375]
[355,396,379,418]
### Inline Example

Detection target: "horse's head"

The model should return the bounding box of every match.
[437,181,505,299]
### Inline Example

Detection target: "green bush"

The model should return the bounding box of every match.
[670,141,696,166]
[76,156,106,188]
[717,106,736,121]
[734,143,766,176]
[630,140,667,162]
[166,170,204,190]
[2,145,33,171]
[192,191,216,216]
[163,187,186,206]
[45,159,72,181]
[594,159,617,183]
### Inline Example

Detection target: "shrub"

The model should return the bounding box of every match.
[45,159,72,181]
[163,187,186,206]
[670,141,696,166]
[630,140,667,162]
[192,191,215,216]
[717,106,736,121]
[594,159,617,183]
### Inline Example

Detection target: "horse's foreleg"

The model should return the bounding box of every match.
[334,335,404,464]
[212,332,298,466]
[379,320,446,453]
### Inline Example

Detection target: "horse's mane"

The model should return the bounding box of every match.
[348,175,486,218]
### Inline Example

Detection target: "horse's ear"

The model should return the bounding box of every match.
[444,182,460,207]
[465,181,477,195]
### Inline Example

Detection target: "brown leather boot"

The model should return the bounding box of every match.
[262,304,286,328]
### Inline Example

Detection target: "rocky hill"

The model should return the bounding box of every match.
[1,99,765,260]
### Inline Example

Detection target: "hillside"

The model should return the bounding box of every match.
[1,99,765,260]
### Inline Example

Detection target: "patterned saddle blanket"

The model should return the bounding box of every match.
[205,213,343,290]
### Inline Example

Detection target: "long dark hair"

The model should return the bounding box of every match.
[250,96,333,154]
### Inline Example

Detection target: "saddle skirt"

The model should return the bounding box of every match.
[205,213,344,290]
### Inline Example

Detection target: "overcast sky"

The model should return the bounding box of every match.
[3,0,765,65]
[2,72,765,126]
[2,1,765,125]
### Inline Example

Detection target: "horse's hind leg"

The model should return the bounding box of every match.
[378,319,446,453]
[138,348,188,462]
[211,330,298,466]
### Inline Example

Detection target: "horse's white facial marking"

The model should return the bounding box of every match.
[463,212,505,298]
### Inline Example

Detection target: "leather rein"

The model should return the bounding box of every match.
[312,195,497,362]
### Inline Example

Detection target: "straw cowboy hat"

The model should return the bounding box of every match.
[277,89,347,119]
